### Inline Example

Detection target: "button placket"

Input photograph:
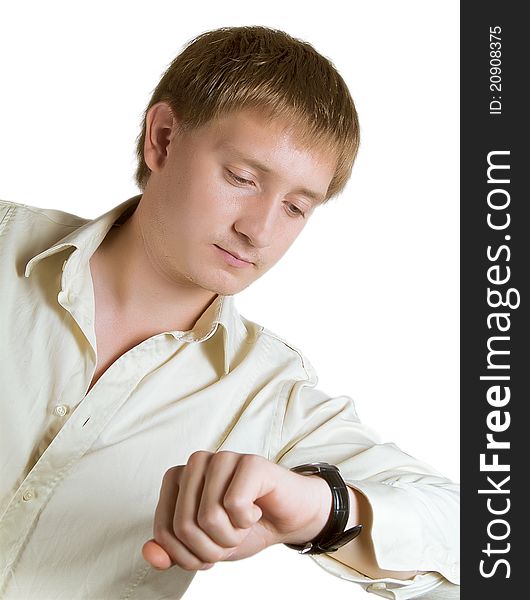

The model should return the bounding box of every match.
[0,336,176,589]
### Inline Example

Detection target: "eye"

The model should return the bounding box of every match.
[226,170,255,186]
[285,203,306,218]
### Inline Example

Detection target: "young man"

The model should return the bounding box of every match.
[0,26,459,599]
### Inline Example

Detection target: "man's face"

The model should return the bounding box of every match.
[140,105,336,297]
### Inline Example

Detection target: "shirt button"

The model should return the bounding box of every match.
[369,582,387,590]
[53,404,69,417]
[22,489,34,502]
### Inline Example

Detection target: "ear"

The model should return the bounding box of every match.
[143,101,180,174]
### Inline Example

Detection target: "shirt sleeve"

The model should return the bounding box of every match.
[269,375,460,599]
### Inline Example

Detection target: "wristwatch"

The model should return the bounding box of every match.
[284,462,362,555]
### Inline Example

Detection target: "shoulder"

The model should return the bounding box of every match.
[0,198,88,229]
[245,318,318,384]
[0,198,88,251]
[0,199,89,279]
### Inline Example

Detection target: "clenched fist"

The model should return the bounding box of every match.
[142,450,338,571]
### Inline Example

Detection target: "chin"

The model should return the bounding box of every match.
[189,269,254,297]
[206,280,252,297]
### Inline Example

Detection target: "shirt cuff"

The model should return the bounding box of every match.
[309,553,459,599]
[343,478,460,586]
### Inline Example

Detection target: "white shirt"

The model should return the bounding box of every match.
[0,195,459,599]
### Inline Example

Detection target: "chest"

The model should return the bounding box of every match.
[86,321,135,396]
[86,270,146,396]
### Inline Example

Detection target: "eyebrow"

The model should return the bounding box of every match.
[219,142,326,205]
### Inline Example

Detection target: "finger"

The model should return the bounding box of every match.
[223,455,274,529]
[143,538,215,572]
[173,451,237,564]
[197,451,253,548]
[152,465,216,571]
[142,539,172,570]
[152,466,180,554]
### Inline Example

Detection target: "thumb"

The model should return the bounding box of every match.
[142,539,172,570]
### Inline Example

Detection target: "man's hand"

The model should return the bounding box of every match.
[142,450,336,571]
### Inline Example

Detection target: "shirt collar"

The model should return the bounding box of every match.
[23,194,243,375]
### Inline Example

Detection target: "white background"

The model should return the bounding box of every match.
[0,1,459,598]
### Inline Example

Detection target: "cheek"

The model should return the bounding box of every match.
[193,186,242,235]
[269,226,304,263]
[189,164,235,209]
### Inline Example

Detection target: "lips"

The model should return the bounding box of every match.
[215,245,253,264]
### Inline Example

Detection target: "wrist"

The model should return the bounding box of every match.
[284,474,333,545]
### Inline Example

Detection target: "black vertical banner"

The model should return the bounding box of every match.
[461,2,527,598]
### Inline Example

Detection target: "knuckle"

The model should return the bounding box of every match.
[173,520,196,541]
[212,450,235,460]
[241,453,263,468]
[211,550,225,563]
[162,466,180,484]
[197,507,224,530]
[154,529,175,550]
[186,547,220,566]
[223,492,245,511]
[187,450,210,466]
[200,549,224,564]
[181,559,203,572]
[208,452,224,465]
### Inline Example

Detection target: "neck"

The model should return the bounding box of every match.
[89,202,218,334]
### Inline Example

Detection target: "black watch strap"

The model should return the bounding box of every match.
[284,462,362,555]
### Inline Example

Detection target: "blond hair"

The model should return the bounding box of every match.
[134,26,360,201]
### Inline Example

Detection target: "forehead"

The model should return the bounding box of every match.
[207,108,329,154]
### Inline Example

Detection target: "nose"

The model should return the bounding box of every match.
[233,192,278,249]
